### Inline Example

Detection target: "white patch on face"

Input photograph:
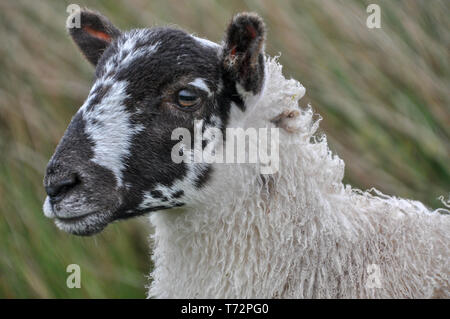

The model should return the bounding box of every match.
[76,33,161,188]
[189,78,212,96]
[99,30,160,78]
[122,41,160,66]
[191,35,220,49]
[81,80,144,188]
[103,38,160,76]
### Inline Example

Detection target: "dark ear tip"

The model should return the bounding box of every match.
[233,12,265,26]
[230,12,266,38]
[66,8,110,31]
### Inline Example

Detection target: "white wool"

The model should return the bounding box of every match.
[148,57,449,298]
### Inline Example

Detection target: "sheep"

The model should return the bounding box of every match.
[43,9,450,298]
[149,55,450,298]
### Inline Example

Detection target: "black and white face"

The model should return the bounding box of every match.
[43,10,266,235]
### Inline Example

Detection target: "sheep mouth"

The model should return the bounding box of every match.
[54,211,112,236]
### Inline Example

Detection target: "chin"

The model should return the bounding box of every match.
[54,211,112,236]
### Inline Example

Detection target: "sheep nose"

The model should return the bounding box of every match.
[45,174,79,202]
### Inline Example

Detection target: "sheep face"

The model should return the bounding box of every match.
[43,10,265,235]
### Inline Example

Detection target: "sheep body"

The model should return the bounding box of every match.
[148,57,449,298]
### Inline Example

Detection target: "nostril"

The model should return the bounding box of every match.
[45,174,79,201]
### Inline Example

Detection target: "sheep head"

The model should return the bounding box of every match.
[43,9,266,235]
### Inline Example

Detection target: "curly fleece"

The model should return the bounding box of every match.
[148,57,449,298]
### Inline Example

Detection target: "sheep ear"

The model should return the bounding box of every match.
[67,9,121,66]
[222,12,266,94]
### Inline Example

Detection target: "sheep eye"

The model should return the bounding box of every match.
[177,89,200,108]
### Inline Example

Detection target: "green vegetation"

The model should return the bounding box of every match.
[0,0,448,298]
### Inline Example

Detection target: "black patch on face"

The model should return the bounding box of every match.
[150,190,169,202]
[151,190,163,198]
[172,190,184,198]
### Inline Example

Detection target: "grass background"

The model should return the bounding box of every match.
[0,0,448,298]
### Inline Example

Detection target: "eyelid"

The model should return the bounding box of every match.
[179,88,199,96]
[185,86,207,97]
